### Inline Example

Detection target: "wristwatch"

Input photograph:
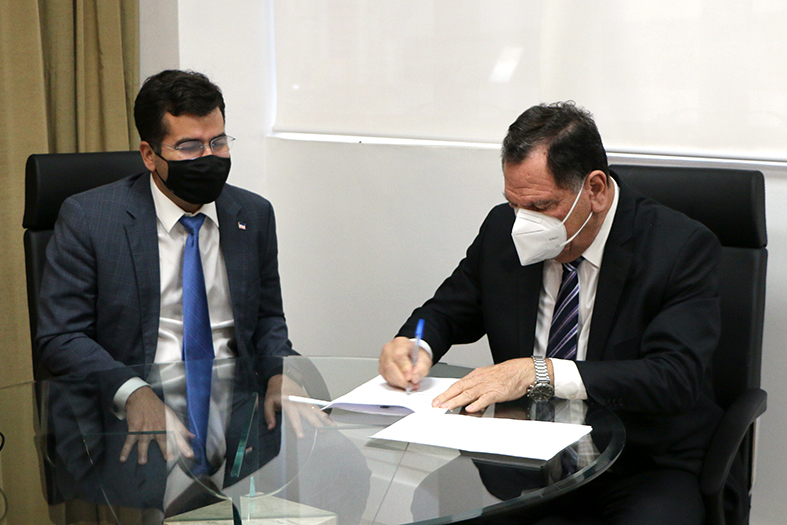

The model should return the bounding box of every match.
[527,356,554,402]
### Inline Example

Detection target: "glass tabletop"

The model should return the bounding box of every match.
[0,356,624,525]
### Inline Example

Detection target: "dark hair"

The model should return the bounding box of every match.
[134,70,225,148]
[501,101,608,191]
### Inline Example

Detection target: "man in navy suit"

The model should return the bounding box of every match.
[379,102,722,524]
[36,70,332,510]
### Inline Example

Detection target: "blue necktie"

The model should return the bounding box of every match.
[179,213,213,475]
[546,258,582,361]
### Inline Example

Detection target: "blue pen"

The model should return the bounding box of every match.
[407,319,425,394]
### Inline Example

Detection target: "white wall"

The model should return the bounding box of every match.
[140,1,787,522]
[139,0,179,79]
[139,0,275,193]
[264,137,500,367]
[756,174,787,525]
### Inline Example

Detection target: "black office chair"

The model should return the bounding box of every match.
[22,150,146,503]
[23,150,147,379]
[611,165,767,525]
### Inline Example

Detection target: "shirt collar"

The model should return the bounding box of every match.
[149,174,220,232]
[580,176,619,269]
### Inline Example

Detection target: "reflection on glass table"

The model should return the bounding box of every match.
[0,356,624,524]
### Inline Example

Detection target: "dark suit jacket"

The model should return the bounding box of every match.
[35,171,297,507]
[36,171,296,388]
[397,174,723,475]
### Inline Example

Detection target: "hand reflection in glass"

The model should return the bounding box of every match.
[265,374,335,438]
[120,385,194,464]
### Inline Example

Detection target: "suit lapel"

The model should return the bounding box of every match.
[586,180,636,361]
[124,174,161,365]
[215,191,248,348]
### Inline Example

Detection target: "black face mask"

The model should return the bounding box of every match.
[156,153,231,205]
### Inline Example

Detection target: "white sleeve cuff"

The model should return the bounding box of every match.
[113,377,149,420]
[409,338,434,360]
[551,358,588,400]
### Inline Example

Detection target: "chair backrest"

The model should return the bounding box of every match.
[610,165,767,409]
[23,151,146,378]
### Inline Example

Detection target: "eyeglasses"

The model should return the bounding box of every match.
[154,136,236,160]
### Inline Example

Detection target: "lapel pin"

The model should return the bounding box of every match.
[238,222,246,230]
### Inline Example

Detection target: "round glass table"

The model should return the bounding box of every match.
[0,356,624,524]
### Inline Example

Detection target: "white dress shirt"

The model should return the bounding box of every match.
[533,177,620,399]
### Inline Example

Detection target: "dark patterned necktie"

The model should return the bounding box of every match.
[179,213,213,475]
[546,258,583,360]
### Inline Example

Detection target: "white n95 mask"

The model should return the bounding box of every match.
[510,185,592,266]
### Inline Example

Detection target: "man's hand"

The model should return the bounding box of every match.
[432,358,551,413]
[120,386,194,464]
[379,336,433,390]
[263,374,334,438]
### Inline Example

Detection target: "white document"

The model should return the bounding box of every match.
[326,375,458,416]
[371,412,592,461]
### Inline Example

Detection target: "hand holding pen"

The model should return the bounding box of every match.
[406,319,425,393]
[378,320,434,391]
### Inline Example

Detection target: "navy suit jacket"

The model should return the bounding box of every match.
[36,172,296,507]
[36,171,296,392]
[398,174,723,475]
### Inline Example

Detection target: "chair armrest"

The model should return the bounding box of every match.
[700,388,766,496]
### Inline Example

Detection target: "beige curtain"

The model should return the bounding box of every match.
[39,0,139,153]
[0,0,139,386]
[0,1,138,523]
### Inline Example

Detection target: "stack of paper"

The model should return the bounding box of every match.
[371,412,592,463]
[323,374,592,464]
[326,375,458,416]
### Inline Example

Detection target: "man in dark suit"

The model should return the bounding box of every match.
[379,102,722,524]
[36,70,330,512]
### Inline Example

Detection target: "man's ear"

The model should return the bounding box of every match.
[140,141,157,173]
[586,170,610,213]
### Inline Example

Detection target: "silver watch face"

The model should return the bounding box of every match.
[527,382,555,402]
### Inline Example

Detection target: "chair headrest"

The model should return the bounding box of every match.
[23,151,147,230]
[610,165,767,249]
